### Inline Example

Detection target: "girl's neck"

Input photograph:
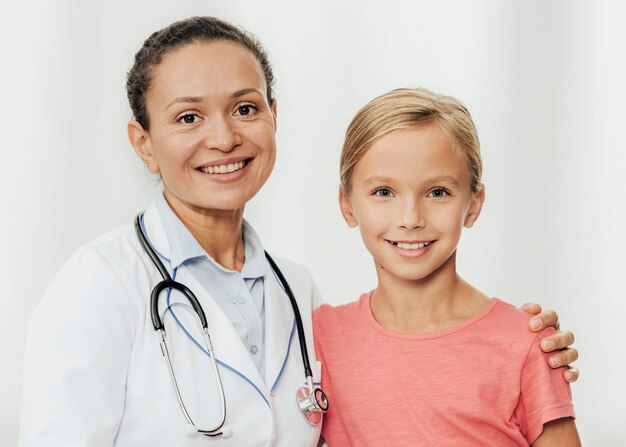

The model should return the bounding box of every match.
[371,255,490,334]
[163,190,246,272]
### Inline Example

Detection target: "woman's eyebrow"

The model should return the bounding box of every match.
[164,96,203,110]
[232,88,262,98]
[164,89,262,111]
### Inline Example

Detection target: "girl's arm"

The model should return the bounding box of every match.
[522,303,579,382]
[531,417,581,447]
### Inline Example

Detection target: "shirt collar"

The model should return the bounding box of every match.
[155,193,266,280]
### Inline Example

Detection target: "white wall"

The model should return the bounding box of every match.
[2,0,624,444]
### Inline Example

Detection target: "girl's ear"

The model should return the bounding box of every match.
[127,120,159,174]
[339,186,358,228]
[464,184,485,228]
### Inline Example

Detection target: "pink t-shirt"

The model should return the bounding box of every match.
[313,294,574,447]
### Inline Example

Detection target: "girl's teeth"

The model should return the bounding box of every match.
[396,241,431,250]
[201,161,245,174]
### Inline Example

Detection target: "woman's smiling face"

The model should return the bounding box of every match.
[129,40,277,215]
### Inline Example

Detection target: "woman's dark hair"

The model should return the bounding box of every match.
[126,16,275,129]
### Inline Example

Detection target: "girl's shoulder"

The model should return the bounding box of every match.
[486,298,557,340]
[313,291,370,329]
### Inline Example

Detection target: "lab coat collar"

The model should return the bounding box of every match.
[153,194,266,281]
[154,194,205,268]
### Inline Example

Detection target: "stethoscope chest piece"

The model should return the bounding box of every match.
[297,383,329,425]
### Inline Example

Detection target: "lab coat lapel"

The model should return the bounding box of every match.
[264,262,297,390]
[175,267,268,395]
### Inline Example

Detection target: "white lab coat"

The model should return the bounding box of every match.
[19,204,323,446]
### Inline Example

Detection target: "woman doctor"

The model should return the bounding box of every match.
[19,17,579,447]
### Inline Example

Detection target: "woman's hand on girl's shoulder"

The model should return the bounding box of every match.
[521,303,579,383]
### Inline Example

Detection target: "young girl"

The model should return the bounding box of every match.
[314,88,580,446]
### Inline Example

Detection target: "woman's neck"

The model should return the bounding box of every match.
[163,190,246,272]
[371,255,489,334]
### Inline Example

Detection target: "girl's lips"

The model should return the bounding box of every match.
[386,239,435,258]
[388,240,433,250]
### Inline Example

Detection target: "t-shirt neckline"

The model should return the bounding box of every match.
[363,291,501,340]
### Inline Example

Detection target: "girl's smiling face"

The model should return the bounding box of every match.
[128,40,277,216]
[339,123,485,283]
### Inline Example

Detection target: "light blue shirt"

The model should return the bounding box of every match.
[155,194,267,378]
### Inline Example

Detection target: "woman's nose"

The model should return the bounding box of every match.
[203,115,242,152]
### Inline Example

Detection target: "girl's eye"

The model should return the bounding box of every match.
[177,113,200,124]
[428,188,449,198]
[235,104,258,117]
[373,188,393,198]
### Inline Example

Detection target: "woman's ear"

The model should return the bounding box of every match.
[127,120,159,174]
[339,186,358,228]
[271,99,278,131]
[464,184,485,228]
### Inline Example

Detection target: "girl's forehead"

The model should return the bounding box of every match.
[354,126,471,183]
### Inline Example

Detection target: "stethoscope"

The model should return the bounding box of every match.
[134,213,329,439]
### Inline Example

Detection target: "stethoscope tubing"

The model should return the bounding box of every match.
[135,212,313,379]
[135,213,226,436]
[264,253,314,379]
[134,215,208,330]
[134,211,327,430]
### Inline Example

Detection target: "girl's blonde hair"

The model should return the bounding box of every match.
[340,87,482,194]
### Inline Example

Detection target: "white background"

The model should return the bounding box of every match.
[2,0,625,445]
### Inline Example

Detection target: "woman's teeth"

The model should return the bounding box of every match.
[395,241,431,250]
[200,160,246,174]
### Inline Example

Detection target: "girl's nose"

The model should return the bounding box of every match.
[399,199,426,230]
[203,115,242,152]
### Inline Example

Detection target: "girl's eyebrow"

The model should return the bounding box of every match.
[427,175,461,186]
[363,176,394,185]
[363,175,461,186]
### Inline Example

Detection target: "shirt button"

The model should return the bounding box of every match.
[237,295,247,304]
[250,345,259,355]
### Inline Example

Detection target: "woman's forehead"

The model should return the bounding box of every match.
[148,40,267,103]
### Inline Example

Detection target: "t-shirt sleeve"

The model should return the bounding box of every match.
[515,328,575,443]
[312,307,325,362]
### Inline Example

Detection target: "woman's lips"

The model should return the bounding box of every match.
[197,159,248,174]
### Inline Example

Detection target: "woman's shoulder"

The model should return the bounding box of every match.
[31,224,148,339]
[76,223,139,259]
[46,224,148,307]
[265,254,313,280]
[264,254,319,294]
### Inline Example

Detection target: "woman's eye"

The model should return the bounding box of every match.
[373,188,393,198]
[428,188,449,198]
[235,104,258,117]
[177,113,199,124]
